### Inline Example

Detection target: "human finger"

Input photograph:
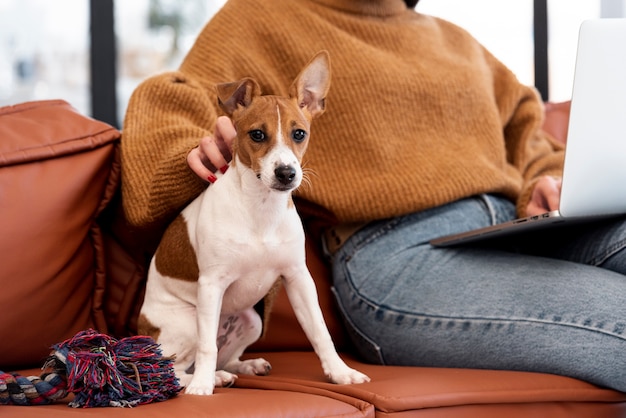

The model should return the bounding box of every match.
[198,135,229,173]
[214,116,236,162]
[187,145,216,181]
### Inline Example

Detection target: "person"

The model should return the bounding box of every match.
[121,0,626,392]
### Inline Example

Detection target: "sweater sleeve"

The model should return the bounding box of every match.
[485,49,565,216]
[121,70,219,230]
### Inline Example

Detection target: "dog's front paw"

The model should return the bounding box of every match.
[185,379,215,396]
[328,367,370,385]
[184,371,238,395]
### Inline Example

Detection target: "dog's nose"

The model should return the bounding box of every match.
[275,165,297,185]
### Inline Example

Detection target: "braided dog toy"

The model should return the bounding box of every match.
[0,329,181,407]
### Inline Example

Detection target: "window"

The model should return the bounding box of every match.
[115,0,226,124]
[1,0,624,125]
[0,0,90,115]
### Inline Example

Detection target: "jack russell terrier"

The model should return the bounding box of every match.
[138,51,370,395]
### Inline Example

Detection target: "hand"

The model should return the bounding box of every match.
[526,175,562,216]
[187,116,236,181]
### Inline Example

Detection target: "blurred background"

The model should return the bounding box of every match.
[0,0,623,128]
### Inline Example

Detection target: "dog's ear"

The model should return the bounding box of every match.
[217,78,262,116]
[290,50,331,119]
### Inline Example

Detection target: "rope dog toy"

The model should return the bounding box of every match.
[0,329,181,407]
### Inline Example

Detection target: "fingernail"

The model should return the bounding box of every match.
[207,173,218,183]
[219,165,229,174]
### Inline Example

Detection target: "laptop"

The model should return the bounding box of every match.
[430,18,626,248]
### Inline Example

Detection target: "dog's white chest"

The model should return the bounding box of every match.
[217,233,297,313]
[180,177,305,313]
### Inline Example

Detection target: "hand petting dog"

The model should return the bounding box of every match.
[187,116,235,182]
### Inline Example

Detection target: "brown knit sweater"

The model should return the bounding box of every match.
[121,0,563,233]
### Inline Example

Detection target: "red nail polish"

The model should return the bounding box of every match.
[219,165,229,174]
[207,173,218,183]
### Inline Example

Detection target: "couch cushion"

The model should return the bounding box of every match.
[237,351,626,418]
[0,100,120,368]
[5,368,374,417]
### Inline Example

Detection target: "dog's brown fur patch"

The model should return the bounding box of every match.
[154,215,199,282]
[137,313,161,341]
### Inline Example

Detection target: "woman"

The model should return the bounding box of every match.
[121,0,626,391]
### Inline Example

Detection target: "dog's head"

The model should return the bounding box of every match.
[216,51,331,192]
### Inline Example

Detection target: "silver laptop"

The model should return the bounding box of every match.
[431,18,626,247]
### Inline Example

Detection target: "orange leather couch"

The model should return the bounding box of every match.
[2,99,625,417]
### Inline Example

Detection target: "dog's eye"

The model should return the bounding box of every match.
[292,129,307,143]
[248,130,266,142]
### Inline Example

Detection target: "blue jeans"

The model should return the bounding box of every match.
[330,194,626,391]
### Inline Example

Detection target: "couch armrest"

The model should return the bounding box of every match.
[542,101,571,144]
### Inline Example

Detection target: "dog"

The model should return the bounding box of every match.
[138,51,370,395]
